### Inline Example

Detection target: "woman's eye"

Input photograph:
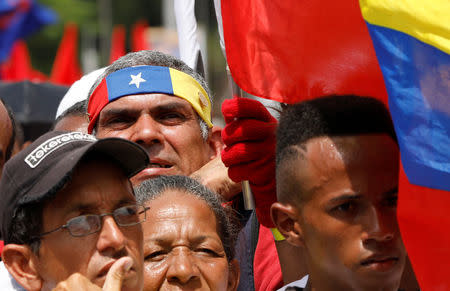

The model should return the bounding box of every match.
[144,251,167,261]
[196,248,220,257]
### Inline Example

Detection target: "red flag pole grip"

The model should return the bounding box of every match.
[226,66,255,210]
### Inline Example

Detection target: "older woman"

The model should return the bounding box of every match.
[135,175,240,291]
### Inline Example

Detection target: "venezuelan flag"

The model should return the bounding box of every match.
[360,1,450,289]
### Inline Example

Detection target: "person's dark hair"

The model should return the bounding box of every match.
[53,100,87,129]
[276,95,396,168]
[87,50,211,139]
[135,175,238,262]
[7,201,44,253]
[0,99,16,162]
[276,95,397,204]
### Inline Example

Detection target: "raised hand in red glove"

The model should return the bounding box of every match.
[221,96,277,227]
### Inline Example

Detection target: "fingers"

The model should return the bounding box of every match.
[102,256,133,291]
[222,96,276,123]
[227,157,275,184]
[222,141,275,167]
[222,118,276,145]
[52,273,101,291]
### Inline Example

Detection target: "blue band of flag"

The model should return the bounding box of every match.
[366,22,450,191]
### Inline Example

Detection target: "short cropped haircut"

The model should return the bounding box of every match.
[0,99,16,162]
[276,95,397,203]
[135,175,237,262]
[87,50,211,139]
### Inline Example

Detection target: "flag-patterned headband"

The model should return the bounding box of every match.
[87,65,213,133]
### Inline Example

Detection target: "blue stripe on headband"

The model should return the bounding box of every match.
[105,66,174,102]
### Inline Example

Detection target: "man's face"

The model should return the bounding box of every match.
[95,93,214,185]
[36,159,143,291]
[280,134,406,290]
[142,190,237,291]
[0,102,12,179]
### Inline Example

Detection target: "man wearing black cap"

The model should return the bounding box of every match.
[0,131,149,291]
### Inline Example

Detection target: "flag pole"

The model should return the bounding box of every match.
[226,66,255,210]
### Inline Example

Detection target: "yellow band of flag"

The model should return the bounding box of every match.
[359,0,450,54]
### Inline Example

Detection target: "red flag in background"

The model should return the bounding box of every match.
[221,1,387,104]
[131,20,150,52]
[398,164,450,288]
[50,23,81,85]
[0,40,47,81]
[109,25,126,64]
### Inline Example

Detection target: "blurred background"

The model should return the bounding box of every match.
[0,0,231,136]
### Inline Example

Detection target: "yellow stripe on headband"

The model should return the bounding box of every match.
[169,68,213,128]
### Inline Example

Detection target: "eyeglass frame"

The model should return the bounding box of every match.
[34,204,150,239]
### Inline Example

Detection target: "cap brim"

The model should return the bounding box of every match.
[19,138,149,205]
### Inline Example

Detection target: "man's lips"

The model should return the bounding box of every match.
[96,260,136,281]
[361,255,399,271]
[97,261,115,278]
[133,159,174,178]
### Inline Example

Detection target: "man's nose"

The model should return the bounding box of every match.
[131,114,164,147]
[362,206,396,243]
[96,216,127,254]
[166,248,200,285]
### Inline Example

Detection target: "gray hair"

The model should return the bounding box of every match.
[135,175,237,261]
[88,50,212,140]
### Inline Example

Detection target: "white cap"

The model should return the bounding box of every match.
[55,67,106,119]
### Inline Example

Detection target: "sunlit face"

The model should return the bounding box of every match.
[0,102,12,180]
[36,159,143,291]
[142,190,238,291]
[279,134,406,291]
[95,94,214,186]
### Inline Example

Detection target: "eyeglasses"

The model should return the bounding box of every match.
[38,204,149,238]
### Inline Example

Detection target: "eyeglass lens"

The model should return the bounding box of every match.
[65,205,146,237]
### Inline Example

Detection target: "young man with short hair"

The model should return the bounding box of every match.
[271,95,406,291]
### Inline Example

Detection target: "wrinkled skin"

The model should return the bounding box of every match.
[36,160,144,291]
[141,190,239,291]
[95,93,217,186]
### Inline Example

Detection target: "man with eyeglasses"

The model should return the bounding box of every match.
[0,131,149,291]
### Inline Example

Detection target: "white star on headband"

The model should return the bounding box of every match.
[129,72,146,88]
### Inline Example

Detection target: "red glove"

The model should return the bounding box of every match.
[221,96,277,227]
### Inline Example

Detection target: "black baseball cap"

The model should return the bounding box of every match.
[0,131,149,242]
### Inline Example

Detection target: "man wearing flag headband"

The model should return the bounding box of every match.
[86,50,236,197]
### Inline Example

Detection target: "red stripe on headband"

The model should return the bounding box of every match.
[87,78,109,134]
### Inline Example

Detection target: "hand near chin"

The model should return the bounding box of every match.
[52,257,133,291]
[191,156,242,201]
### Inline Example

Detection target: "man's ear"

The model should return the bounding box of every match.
[2,244,43,291]
[227,259,240,291]
[271,202,305,247]
[207,125,224,159]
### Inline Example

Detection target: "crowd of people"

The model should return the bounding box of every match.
[0,49,421,291]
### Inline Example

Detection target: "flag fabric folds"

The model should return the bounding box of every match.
[360,0,450,289]
[220,0,388,104]
[174,0,204,76]
[0,0,57,62]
